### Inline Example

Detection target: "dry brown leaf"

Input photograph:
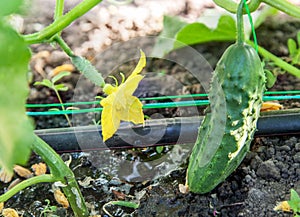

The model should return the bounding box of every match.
[261,102,283,112]
[31,163,47,176]
[112,190,126,200]
[31,51,50,77]
[7,178,21,190]
[0,169,13,183]
[52,64,75,77]
[274,201,291,212]
[31,50,50,60]
[0,202,4,212]
[13,165,33,179]
[178,184,189,194]
[54,189,69,208]
[2,208,19,217]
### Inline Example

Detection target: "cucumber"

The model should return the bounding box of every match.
[186,1,266,194]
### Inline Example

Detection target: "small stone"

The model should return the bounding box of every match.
[109,178,122,186]
[248,188,265,202]
[295,143,300,151]
[266,147,275,157]
[277,145,291,152]
[250,155,263,170]
[245,174,252,183]
[293,152,300,163]
[256,160,280,180]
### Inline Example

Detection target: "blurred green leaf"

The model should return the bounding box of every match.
[54,84,68,91]
[265,70,277,88]
[34,79,53,89]
[174,15,236,49]
[253,6,278,29]
[0,22,33,174]
[288,38,297,56]
[0,0,22,17]
[151,16,187,57]
[156,146,164,154]
[287,33,300,65]
[51,71,71,84]
[288,189,300,213]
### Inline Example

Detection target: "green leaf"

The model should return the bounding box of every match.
[34,79,53,89]
[288,189,300,212]
[0,22,33,173]
[151,16,187,57]
[0,0,22,17]
[174,15,236,49]
[288,38,297,56]
[253,6,278,29]
[54,83,68,91]
[71,55,105,87]
[297,31,300,46]
[265,70,277,88]
[156,146,164,154]
[51,71,71,84]
[110,201,139,209]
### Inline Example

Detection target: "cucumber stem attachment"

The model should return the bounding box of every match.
[237,0,245,45]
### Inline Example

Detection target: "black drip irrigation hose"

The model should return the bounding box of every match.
[35,110,300,153]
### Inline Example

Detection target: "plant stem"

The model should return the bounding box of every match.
[23,0,102,44]
[53,88,72,127]
[54,35,74,57]
[54,0,65,37]
[0,175,58,202]
[261,0,300,19]
[54,0,65,20]
[236,0,245,45]
[247,40,300,78]
[213,0,261,13]
[213,0,300,19]
[32,135,89,216]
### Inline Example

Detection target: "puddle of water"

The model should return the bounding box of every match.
[87,143,194,182]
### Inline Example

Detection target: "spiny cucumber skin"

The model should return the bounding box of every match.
[187,43,265,194]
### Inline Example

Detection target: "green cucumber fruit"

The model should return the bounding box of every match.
[186,36,266,193]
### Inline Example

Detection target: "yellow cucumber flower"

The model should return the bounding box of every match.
[100,50,146,141]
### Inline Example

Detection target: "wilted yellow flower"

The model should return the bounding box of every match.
[274,201,291,212]
[100,50,146,141]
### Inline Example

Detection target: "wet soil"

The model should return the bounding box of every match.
[1,1,300,217]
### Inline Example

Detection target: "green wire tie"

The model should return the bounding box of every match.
[26,91,300,116]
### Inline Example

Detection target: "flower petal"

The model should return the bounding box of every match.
[127,50,146,80]
[101,101,121,141]
[120,96,144,124]
[117,74,144,107]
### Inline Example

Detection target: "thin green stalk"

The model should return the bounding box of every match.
[53,35,74,57]
[247,40,300,78]
[23,0,102,44]
[213,0,300,19]
[53,88,72,127]
[262,0,300,19]
[0,175,58,202]
[237,0,245,45]
[243,0,258,52]
[54,0,65,36]
[32,135,89,216]
[213,0,261,13]
[54,0,65,20]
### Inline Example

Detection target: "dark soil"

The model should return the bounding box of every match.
[1,1,300,217]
